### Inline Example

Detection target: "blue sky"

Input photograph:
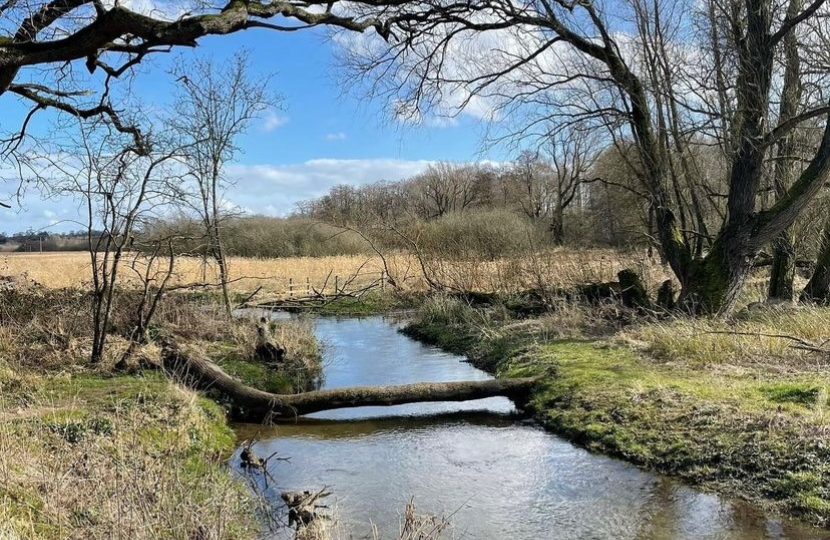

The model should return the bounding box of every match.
[0,26,499,234]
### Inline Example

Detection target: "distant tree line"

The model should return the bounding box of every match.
[0,230,106,252]
[292,141,721,252]
[141,130,830,278]
[139,216,371,259]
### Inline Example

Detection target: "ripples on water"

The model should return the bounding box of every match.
[234,316,827,540]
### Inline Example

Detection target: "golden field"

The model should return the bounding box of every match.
[0,252,390,297]
[0,249,670,298]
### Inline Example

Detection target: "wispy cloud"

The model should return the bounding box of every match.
[325,132,347,141]
[0,158,438,231]
[262,110,289,132]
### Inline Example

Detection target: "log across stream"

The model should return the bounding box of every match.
[161,338,538,421]
[232,315,825,540]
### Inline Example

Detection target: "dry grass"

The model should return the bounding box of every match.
[0,249,667,298]
[0,291,323,540]
[428,248,669,293]
[0,252,390,296]
[0,377,257,540]
[624,306,830,369]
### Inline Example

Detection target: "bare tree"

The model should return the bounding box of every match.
[544,126,600,245]
[410,162,480,219]
[34,120,183,362]
[508,150,553,222]
[345,0,830,312]
[0,0,394,163]
[171,53,277,317]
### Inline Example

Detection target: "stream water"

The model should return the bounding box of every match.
[233,315,828,540]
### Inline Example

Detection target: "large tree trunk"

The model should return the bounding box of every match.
[767,0,802,302]
[677,233,754,314]
[768,232,796,301]
[161,341,540,421]
[801,221,830,304]
[550,206,565,246]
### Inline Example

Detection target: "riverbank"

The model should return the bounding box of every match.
[403,296,830,527]
[0,370,257,539]
[0,289,326,540]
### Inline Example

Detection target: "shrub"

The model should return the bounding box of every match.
[140,216,371,258]
[414,209,548,260]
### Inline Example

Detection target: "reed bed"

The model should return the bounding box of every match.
[0,249,667,297]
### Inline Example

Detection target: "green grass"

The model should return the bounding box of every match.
[0,371,256,539]
[760,383,825,406]
[39,372,169,402]
[215,354,293,394]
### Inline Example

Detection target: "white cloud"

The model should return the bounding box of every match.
[325,132,347,141]
[224,158,434,215]
[0,156,441,231]
[0,194,87,233]
[334,7,707,139]
[4,155,511,231]
[262,110,289,132]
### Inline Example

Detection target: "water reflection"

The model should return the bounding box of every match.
[235,316,827,540]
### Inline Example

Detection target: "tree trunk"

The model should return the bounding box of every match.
[161,341,540,421]
[767,0,802,303]
[550,207,565,246]
[677,234,754,314]
[618,269,651,309]
[656,280,675,310]
[214,247,233,318]
[768,232,796,301]
[801,222,830,304]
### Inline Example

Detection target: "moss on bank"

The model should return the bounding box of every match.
[403,299,830,527]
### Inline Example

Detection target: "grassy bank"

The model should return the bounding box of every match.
[403,297,830,526]
[0,288,330,540]
[0,369,257,539]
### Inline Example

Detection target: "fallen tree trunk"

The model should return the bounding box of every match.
[160,340,540,422]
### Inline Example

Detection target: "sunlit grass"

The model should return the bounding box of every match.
[625,307,830,367]
[0,374,257,540]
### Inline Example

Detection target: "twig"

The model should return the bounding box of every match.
[699,329,830,355]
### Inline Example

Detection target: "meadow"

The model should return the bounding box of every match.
[2,247,830,535]
[0,249,673,300]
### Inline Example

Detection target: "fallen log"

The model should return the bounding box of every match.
[160,340,540,422]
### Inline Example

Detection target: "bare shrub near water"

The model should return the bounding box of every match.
[292,498,452,540]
